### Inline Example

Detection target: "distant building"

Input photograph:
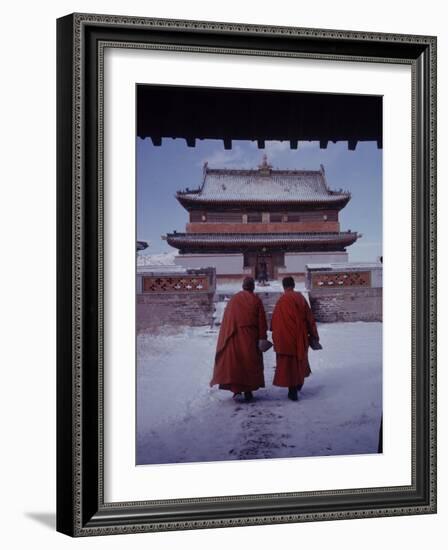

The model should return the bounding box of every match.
[166,156,360,281]
[137,240,149,252]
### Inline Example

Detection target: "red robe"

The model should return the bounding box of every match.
[271,289,319,388]
[210,290,268,393]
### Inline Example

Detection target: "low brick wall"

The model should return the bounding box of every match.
[306,262,382,322]
[137,292,215,331]
[137,268,216,331]
[309,287,382,322]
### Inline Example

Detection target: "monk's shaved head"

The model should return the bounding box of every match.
[282,276,295,289]
[242,277,255,292]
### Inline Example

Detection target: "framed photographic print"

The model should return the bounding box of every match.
[56,13,437,536]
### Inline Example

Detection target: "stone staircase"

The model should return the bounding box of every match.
[256,291,282,325]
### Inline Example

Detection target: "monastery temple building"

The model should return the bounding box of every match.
[165,157,360,281]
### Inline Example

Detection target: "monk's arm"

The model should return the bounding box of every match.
[257,299,268,340]
[304,299,319,340]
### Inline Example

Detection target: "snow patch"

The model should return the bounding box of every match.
[138,251,178,266]
[137,322,382,465]
[137,251,184,273]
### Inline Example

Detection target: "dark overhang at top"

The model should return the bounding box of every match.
[137,85,382,151]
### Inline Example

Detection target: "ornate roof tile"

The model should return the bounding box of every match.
[166,231,358,247]
[176,163,350,205]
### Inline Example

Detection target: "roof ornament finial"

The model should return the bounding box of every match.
[202,161,209,184]
[258,154,272,175]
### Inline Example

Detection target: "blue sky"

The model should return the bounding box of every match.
[137,138,382,262]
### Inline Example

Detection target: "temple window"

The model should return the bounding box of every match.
[207,212,243,223]
[247,212,262,223]
[270,213,283,223]
[190,211,205,222]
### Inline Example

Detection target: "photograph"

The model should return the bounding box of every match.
[55,12,436,536]
[135,85,383,465]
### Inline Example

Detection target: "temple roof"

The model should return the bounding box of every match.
[176,160,350,208]
[166,231,358,249]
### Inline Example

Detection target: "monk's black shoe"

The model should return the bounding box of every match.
[288,387,298,401]
[244,391,254,402]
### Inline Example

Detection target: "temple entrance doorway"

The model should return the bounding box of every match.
[244,252,286,281]
[255,254,272,282]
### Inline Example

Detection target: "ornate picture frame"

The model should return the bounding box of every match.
[56,13,436,536]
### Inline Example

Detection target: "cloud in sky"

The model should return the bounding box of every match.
[259,140,318,153]
[199,140,322,170]
[197,143,253,169]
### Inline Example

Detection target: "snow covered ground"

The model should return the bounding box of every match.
[137,251,184,273]
[137,322,382,465]
[137,251,178,266]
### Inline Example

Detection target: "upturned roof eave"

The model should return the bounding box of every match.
[176,195,351,209]
[166,232,359,248]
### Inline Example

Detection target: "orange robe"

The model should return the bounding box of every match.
[210,290,268,393]
[271,290,319,388]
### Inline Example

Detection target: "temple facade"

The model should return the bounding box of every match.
[166,156,360,281]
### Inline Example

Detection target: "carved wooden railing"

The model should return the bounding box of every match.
[311,271,371,288]
[142,275,210,293]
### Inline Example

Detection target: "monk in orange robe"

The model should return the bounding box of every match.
[271,276,320,401]
[210,277,268,401]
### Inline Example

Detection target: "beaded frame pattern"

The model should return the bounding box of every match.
[68,13,436,536]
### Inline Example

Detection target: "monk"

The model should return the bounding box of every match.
[210,277,268,402]
[271,276,320,401]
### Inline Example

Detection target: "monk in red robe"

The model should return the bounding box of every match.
[271,276,320,401]
[210,277,268,402]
